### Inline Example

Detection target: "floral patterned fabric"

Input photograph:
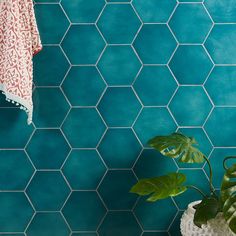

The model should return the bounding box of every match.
[0,0,42,124]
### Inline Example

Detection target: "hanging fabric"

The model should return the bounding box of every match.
[0,0,42,124]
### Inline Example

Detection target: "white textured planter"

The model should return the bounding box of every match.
[180,201,236,236]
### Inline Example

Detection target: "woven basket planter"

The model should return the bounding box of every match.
[180,201,236,236]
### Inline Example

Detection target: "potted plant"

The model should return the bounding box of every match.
[130,132,236,236]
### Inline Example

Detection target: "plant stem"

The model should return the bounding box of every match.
[203,155,215,195]
[186,185,206,198]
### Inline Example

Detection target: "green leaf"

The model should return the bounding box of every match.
[148,133,205,163]
[221,159,236,234]
[193,196,221,228]
[130,173,187,202]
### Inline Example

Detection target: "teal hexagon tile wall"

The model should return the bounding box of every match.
[98,46,141,85]
[169,3,213,43]
[62,150,106,190]
[134,24,177,64]
[169,45,213,85]
[3,0,236,235]
[98,128,142,168]
[26,212,70,236]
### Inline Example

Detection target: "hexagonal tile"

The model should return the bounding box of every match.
[98,212,142,236]
[143,233,168,236]
[97,4,141,44]
[0,192,34,231]
[61,25,105,65]
[133,0,176,23]
[169,3,212,43]
[133,108,177,146]
[62,108,106,148]
[205,148,236,189]
[134,66,177,105]
[26,129,70,169]
[71,234,96,236]
[205,25,236,64]
[26,213,70,236]
[26,171,70,211]
[134,25,177,64]
[98,170,138,210]
[169,86,212,126]
[134,198,177,230]
[61,0,105,23]
[97,46,141,85]
[134,149,177,179]
[98,87,141,127]
[204,0,236,23]
[98,128,142,168]
[205,66,236,105]
[62,191,106,231]
[34,4,69,44]
[62,150,106,190]
[0,108,34,148]
[33,46,70,86]
[169,45,213,85]
[174,169,210,209]
[168,211,183,236]
[62,66,106,106]
[0,150,34,190]
[33,88,70,128]
[176,128,213,168]
[204,107,236,146]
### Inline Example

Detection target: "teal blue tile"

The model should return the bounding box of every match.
[169,45,213,85]
[133,0,176,23]
[98,46,141,85]
[174,169,210,209]
[134,66,177,105]
[169,3,212,43]
[0,192,33,232]
[26,171,70,211]
[97,4,141,44]
[98,87,141,127]
[134,149,177,179]
[0,235,25,236]
[0,150,34,190]
[62,150,106,190]
[205,66,236,105]
[98,212,142,236]
[178,0,202,1]
[204,107,236,146]
[98,170,138,210]
[62,108,106,148]
[62,25,105,65]
[26,213,70,236]
[35,0,59,2]
[98,128,142,168]
[72,234,96,236]
[205,25,236,64]
[33,88,70,128]
[62,191,106,231]
[61,0,105,23]
[176,128,213,168]
[168,211,183,236]
[26,129,70,169]
[33,46,69,86]
[169,86,212,126]
[35,4,69,44]
[143,233,168,236]
[134,198,177,230]
[0,94,15,107]
[204,0,236,23]
[62,66,106,106]
[107,0,131,1]
[134,25,177,64]
[134,108,177,146]
[0,109,34,148]
[205,148,236,189]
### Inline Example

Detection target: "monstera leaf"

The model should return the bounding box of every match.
[221,159,236,234]
[130,173,187,202]
[148,133,205,163]
[193,196,221,228]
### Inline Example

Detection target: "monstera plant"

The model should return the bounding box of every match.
[130,133,236,234]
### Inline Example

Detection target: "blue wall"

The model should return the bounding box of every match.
[0,0,235,235]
